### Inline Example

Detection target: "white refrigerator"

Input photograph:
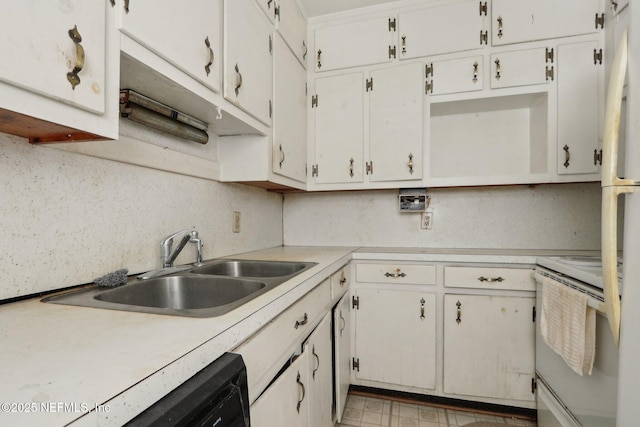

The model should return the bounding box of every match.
[604,2,640,425]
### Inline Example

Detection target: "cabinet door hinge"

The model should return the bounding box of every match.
[311,164,319,177]
[311,94,318,108]
[425,63,434,78]
[595,13,605,29]
[531,377,537,394]
[545,66,554,81]
[545,47,554,63]
[480,30,488,45]
[479,1,487,16]
[352,295,360,309]
[532,306,536,323]
[352,357,360,372]
[389,45,397,59]
[275,5,280,20]
[388,17,397,32]
[365,161,374,175]
[594,49,604,65]
[594,149,603,165]
[366,78,374,92]
[425,81,433,94]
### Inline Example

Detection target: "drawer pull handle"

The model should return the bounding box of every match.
[420,298,426,320]
[234,63,243,96]
[384,268,406,278]
[204,37,214,76]
[294,313,308,329]
[296,371,306,413]
[478,276,504,283]
[456,300,462,324]
[339,310,346,336]
[312,345,320,379]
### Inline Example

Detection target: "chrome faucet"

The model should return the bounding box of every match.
[161,226,203,268]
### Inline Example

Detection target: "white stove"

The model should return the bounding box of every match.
[536,256,623,293]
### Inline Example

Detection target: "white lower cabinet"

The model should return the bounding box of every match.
[353,288,436,389]
[443,294,536,402]
[250,351,309,427]
[333,292,352,423]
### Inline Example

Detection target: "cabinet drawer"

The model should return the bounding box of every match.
[331,264,351,301]
[444,266,534,291]
[235,279,331,403]
[356,263,436,285]
[490,48,552,89]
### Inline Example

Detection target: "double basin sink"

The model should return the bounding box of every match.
[43,260,317,318]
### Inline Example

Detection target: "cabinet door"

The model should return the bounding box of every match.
[490,48,553,89]
[305,313,333,427]
[369,63,424,181]
[354,289,436,389]
[278,0,308,67]
[443,294,535,402]
[225,0,273,126]
[314,16,395,72]
[492,0,601,46]
[428,56,484,96]
[557,41,600,175]
[119,0,222,93]
[399,0,484,60]
[334,292,352,423]
[273,33,307,183]
[312,73,365,184]
[250,351,309,427]
[0,1,106,114]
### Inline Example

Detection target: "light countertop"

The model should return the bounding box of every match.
[0,246,595,426]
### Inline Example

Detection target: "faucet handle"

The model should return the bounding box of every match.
[161,226,196,244]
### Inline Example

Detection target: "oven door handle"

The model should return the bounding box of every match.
[533,272,606,314]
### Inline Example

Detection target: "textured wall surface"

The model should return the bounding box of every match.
[0,133,283,299]
[283,184,603,250]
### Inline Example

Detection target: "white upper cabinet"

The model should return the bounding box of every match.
[0,1,106,114]
[273,33,307,183]
[492,0,602,46]
[399,0,486,60]
[225,0,273,126]
[312,72,365,184]
[314,16,396,72]
[277,0,308,67]
[369,63,424,181]
[119,0,222,93]
[490,47,554,89]
[557,40,601,175]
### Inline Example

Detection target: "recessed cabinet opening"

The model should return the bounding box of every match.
[430,93,548,180]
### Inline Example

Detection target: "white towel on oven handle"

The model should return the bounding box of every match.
[540,276,596,376]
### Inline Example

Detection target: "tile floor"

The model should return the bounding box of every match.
[336,393,537,427]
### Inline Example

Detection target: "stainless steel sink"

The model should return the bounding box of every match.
[188,260,311,277]
[94,276,266,310]
[43,259,317,318]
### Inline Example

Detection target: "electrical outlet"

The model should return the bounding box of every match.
[233,211,241,233]
[421,211,433,230]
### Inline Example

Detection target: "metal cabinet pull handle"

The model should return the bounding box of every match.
[317,49,322,69]
[339,310,346,336]
[456,300,462,324]
[339,272,347,286]
[384,268,406,278]
[204,37,214,76]
[294,313,308,329]
[302,40,307,60]
[234,63,243,96]
[67,25,85,90]
[296,371,306,413]
[279,145,285,168]
[312,345,320,379]
[408,153,414,174]
[420,298,425,320]
[563,144,571,168]
[124,0,130,13]
[497,16,503,38]
[349,158,355,177]
[494,58,501,81]
[267,0,273,9]
[472,61,479,83]
[401,35,407,55]
[478,276,504,283]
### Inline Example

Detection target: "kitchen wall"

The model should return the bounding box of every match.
[0,131,283,300]
[283,184,603,250]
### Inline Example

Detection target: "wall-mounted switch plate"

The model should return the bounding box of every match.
[233,211,241,233]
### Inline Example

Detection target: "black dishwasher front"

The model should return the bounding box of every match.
[126,352,250,427]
